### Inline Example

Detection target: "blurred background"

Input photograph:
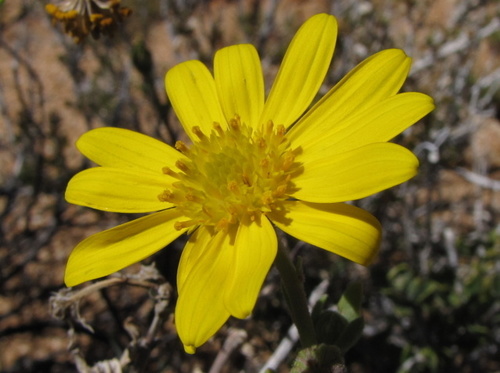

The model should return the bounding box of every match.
[1,0,499,372]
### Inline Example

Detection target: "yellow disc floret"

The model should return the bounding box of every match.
[158,116,301,231]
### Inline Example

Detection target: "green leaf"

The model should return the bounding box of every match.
[314,310,348,345]
[335,316,364,353]
[311,294,329,321]
[337,281,363,322]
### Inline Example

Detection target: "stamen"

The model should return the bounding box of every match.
[256,137,266,149]
[261,191,273,205]
[282,151,295,170]
[158,189,175,202]
[162,167,179,177]
[276,124,286,136]
[192,126,206,140]
[274,184,287,197]
[175,141,190,154]
[174,220,197,230]
[175,160,190,173]
[213,122,224,137]
[265,120,274,134]
[229,117,240,131]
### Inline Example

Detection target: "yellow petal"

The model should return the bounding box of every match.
[295,92,435,160]
[76,127,184,173]
[259,13,337,128]
[165,60,227,140]
[176,226,212,292]
[66,167,174,213]
[224,217,277,319]
[268,201,381,266]
[175,227,232,354]
[65,208,187,286]
[288,49,412,145]
[292,143,419,203]
[214,44,264,129]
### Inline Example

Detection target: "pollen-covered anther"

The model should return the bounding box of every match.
[256,137,266,149]
[229,117,241,131]
[260,158,270,170]
[282,151,295,170]
[273,184,288,197]
[276,124,286,137]
[174,220,197,230]
[212,122,225,137]
[162,167,179,178]
[261,191,273,206]
[175,141,190,154]
[176,160,190,173]
[192,126,206,140]
[264,120,274,135]
[158,189,176,202]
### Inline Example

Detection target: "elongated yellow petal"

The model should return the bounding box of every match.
[175,228,232,354]
[288,49,412,144]
[259,13,337,128]
[292,143,419,203]
[165,60,227,140]
[214,44,264,129]
[294,92,435,160]
[176,226,213,292]
[268,201,381,266]
[76,127,185,173]
[66,167,174,213]
[224,217,277,319]
[65,208,187,286]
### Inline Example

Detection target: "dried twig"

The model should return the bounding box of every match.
[456,167,500,191]
[208,328,248,373]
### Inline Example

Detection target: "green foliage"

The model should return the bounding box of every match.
[311,282,364,354]
[382,239,500,372]
[290,282,365,373]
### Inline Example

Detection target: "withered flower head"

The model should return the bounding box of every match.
[46,0,132,43]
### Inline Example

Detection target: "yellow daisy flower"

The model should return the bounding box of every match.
[65,13,434,353]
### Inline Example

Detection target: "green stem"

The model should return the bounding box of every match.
[275,240,317,348]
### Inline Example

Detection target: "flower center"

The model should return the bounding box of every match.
[158,116,301,231]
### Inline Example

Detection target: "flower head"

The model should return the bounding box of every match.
[65,14,434,353]
[46,0,131,43]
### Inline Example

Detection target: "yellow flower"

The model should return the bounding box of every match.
[65,14,434,353]
[46,0,131,43]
